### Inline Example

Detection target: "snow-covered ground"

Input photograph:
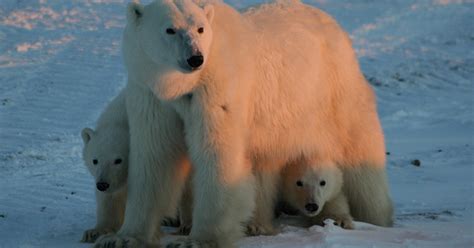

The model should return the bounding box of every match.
[0,0,472,247]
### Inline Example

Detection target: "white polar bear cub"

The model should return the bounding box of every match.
[81,90,129,243]
[95,0,393,247]
[281,161,354,229]
[81,90,188,243]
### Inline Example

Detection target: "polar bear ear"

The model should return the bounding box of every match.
[203,5,214,24]
[127,1,144,25]
[81,128,95,145]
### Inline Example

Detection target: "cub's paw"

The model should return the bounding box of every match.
[175,224,192,235]
[333,218,354,230]
[81,228,112,243]
[93,234,142,248]
[245,223,277,236]
[162,217,180,227]
[166,238,216,248]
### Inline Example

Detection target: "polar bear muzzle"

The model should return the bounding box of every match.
[96,181,110,192]
[305,203,319,214]
[187,53,204,70]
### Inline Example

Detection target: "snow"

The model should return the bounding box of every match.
[0,0,472,247]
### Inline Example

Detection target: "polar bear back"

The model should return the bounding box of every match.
[226,1,385,166]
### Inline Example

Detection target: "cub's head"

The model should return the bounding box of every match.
[283,163,343,217]
[126,0,214,72]
[81,127,129,194]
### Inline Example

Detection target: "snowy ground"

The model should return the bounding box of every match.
[0,0,472,247]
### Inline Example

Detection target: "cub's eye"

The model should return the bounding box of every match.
[320,180,326,186]
[166,28,176,35]
[296,180,303,187]
[114,158,123,165]
[197,27,204,34]
[92,159,98,165]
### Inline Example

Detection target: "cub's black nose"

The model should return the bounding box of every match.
[305,203,319,213]
[96,182,109,192]
[187,55,204,69]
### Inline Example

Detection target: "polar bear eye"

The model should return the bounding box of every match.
[166,28,176,35]
[197,27,204,34]
[92,159,98,165]
[296,180,303,187]
[320,180,326,186]
[114,158,122,165]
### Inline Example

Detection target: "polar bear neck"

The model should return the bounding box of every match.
[152,69,203,101]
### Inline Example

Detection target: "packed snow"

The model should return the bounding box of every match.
[0,0,472,247]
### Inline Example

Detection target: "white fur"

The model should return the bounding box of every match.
[81,90,190,243]
[94,83,194,247]
[81,90,129,243]
[95,0,392,247]
[280,161,354,229]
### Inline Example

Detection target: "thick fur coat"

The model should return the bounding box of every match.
[94,0,393,247]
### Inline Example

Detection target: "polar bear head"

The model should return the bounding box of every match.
[81,127,129,194]
[282,163,343,217]
[123,0,215,100]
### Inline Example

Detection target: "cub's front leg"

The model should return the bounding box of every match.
[82,189,126,243]
[312,193,354,230]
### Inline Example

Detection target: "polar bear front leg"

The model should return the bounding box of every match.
[82,189,126,243]
[341,165,394,227]
[167,104,256,248]
[176,178,194,235]
[313,193,354,230]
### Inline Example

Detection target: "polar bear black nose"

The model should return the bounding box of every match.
[305,203,319,213]
[96,182,109,192]
[187,55,204,69]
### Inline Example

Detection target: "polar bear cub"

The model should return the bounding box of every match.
[80,90,129,243]
[280,161,354,229]
[80,90,187,242]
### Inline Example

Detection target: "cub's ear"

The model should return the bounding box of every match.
[204,5,214,24]
[127,1,144,25]
[81,128,95,145]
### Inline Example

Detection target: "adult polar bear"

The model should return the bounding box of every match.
[95,0,393,247]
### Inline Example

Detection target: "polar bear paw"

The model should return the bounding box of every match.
[175,224,192,235]
[166,238,217,248]
[93,234,143,248]
[333,218,354,230]
[245,223,277,236]
[81,228,113,243]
